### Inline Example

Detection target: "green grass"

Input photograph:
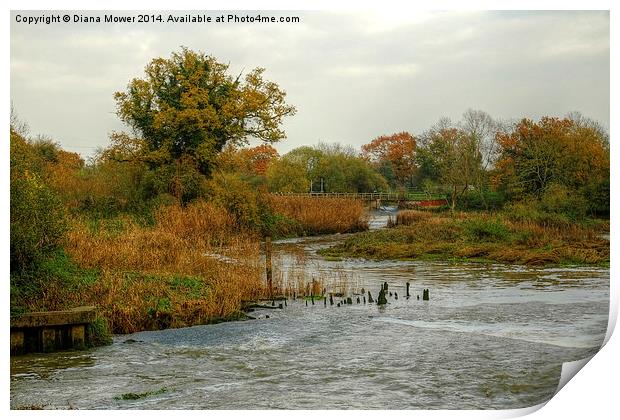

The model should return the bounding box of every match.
[114,388,168,401]
[319,212,609,267]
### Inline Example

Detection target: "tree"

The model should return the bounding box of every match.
[239,144,279,176]
[417,119,482,211]
[495,116,609,215]
[361,131,417,189]
[266,156,310,193]
[113,47,296,184]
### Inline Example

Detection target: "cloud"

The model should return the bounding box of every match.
[10,10,609,157]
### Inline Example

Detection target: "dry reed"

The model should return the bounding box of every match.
[269,196,369,235]
[44,200,267,333]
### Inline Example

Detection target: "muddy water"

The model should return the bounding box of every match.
[10,209,609,409]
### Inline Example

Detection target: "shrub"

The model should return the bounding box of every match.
[462,218,510,241]
[457,189,506,211]
[539,184,588,220]
[11,130,67,274]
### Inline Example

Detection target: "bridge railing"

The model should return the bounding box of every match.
[271,192,447,201]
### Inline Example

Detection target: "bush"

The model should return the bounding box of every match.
[11,167,67,273]
[539,184,588,220]
[207,172,263,230]
[462,218,510,241]
[504,202,571,228]
[457,189,506,211]
[88,316,113,346]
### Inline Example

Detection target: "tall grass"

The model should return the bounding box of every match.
[322,209,609,266]
[29,201,265,333]
[268,196,368,235]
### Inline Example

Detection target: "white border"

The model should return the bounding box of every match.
[4,1,616,419]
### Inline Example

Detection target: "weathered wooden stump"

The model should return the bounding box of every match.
[329,294,334,306]
[423,289,430,301]
[377,288,388,305]
[346,297,353,305]
[383,282,388,291]
[357,297,361,304]
[363,296,366,304]
[406,282,411,298]
[368,291,374,304]
[394,292,398,300]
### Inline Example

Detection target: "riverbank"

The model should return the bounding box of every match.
[10,198,368,338]
[318,210,609,267]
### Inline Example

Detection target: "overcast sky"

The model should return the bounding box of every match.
[10,10,610,158]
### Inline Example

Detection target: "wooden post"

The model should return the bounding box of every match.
[423,289,429,301]
[377,288,387,305]
[265,236,273,299]
[406,282,410,298]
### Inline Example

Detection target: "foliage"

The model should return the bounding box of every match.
[266,154,311,192]
[113,47,296,177]
[416,121,482,210]
[206,172,265,230]
[361,131,417,188]
[10,130,67,274]
[457,188,506,211]
[494,117,609,212]
[267,143,388,193]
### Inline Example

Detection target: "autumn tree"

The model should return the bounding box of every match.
[362,131,417,189]
[416,119,482,211]
[112,47,296,202]
[495,116,609,215]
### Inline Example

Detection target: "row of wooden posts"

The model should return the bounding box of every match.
[264,236,429,305]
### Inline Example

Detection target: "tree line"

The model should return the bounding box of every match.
[10,47,610,277]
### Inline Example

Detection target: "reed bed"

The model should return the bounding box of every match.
[268,196,369,235]
[31,201,266,333]
[270,244,361,299]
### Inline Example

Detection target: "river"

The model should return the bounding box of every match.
[10,209,609,409]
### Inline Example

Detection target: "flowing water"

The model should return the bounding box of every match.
[10,209,609,410]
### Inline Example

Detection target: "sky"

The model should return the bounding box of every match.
[10,10,610,158]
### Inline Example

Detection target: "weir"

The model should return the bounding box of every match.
[10,306,97,356]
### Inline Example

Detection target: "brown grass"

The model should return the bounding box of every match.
[33,201,267,333]
[269,195,369,235]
